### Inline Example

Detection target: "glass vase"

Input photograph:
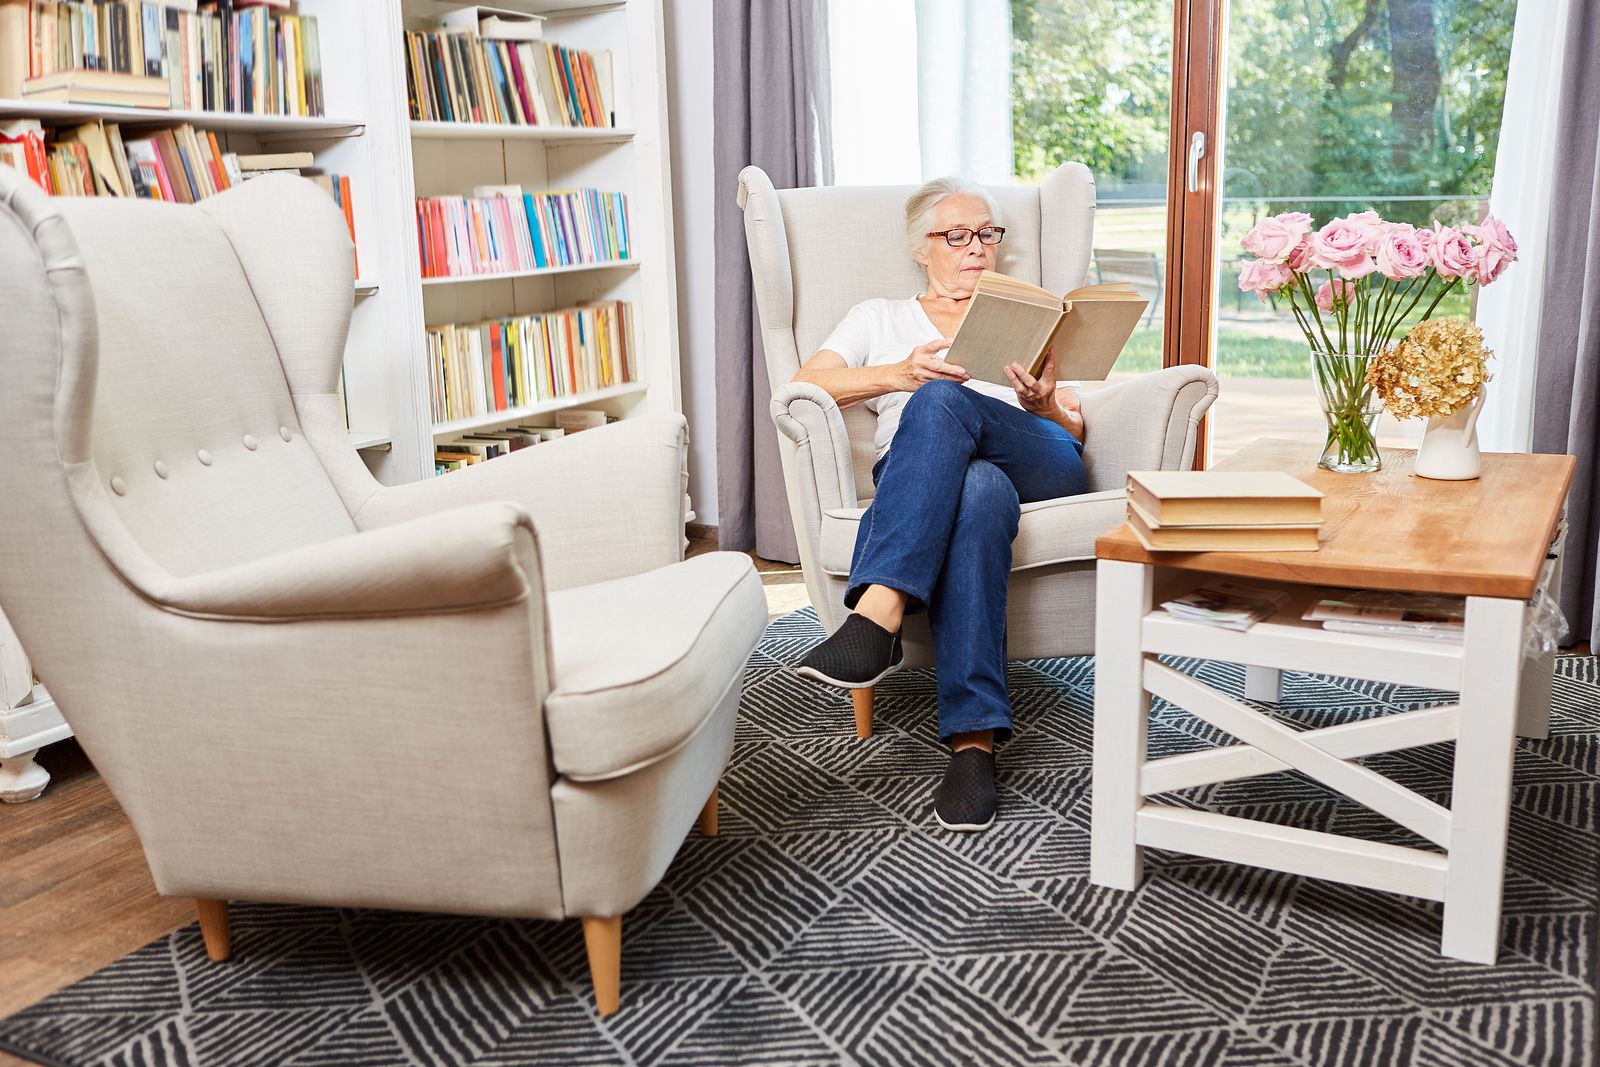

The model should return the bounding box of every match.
[1309,348,1383,473]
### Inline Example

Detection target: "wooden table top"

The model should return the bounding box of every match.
[1096,438,1574,599]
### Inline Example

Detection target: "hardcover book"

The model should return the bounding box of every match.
[943,270,1148,387]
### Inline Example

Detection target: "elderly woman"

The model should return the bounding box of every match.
[793,176,1088,833]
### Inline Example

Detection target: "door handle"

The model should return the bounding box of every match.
[1187,131,1207,194]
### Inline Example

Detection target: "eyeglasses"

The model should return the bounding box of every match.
[928,226,1006,248]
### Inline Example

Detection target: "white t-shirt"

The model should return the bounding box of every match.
[819,295,1026,461]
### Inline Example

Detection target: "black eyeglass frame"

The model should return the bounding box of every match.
[926,226,1006,248]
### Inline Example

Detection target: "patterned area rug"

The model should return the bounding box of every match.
[2,607,1595,1067]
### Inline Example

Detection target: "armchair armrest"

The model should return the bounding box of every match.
[154,502,541,621]
[1079,366,1219,491]
[355,414,687,592]
[770,381,858,545]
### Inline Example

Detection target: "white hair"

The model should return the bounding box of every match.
[904,176,1001,260]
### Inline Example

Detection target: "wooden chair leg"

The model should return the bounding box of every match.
[581,915,622,1016]
[698,784,719,837]
[195,899,231,961]
[852,686,874,739]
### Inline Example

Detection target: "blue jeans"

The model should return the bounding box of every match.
[845,380,1087,743]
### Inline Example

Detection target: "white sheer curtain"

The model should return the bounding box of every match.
[1476,0,1575,453]
[915,0,1014,183]
[828,0,1013,185]
[829,0,922,184]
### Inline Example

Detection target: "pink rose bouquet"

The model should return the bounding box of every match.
[1235,209,1517,358]
[1235,209,1517,474]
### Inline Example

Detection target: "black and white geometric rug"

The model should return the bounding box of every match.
[2,607,1595,1066]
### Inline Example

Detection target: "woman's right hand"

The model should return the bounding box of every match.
[892,338,969,392]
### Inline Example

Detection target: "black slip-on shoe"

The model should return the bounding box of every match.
[795,613,904,689]
[934,748,997,833]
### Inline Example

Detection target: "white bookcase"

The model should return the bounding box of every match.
[367,0,682,483]
[1,0,683,487]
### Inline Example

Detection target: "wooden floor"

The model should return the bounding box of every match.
[0,740,193,1066]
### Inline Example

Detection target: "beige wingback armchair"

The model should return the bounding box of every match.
[0,167,767,1015]
[739,164,1218,733]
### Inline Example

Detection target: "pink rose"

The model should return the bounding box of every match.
[1314,278,1355,312]
[1345,210,1386,250]
[1310,218,1377,279]
[1238,257,1294,299]
[1467,214,1518,285]
[1288,240,1316,272]
[1241,212,1315,263]
[1430,225,1479,280]
[1374,228,1429,280]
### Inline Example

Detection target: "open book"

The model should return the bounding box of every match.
[944,271,1150,386]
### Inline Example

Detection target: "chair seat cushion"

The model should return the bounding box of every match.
[818,488,1127,576]
[545,552,767,782]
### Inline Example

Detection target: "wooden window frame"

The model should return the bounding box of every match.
[1162,0,1226,468]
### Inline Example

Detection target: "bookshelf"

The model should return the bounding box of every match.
[378,0,681,483]
[0,0,683,489]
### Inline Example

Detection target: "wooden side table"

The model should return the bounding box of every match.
[1090,439,1574,964]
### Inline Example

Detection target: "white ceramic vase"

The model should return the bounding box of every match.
[1414,394,1485,481]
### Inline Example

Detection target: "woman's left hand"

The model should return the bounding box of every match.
[1005,347,1059,417]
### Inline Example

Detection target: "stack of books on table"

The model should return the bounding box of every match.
[1124,471,1324,552]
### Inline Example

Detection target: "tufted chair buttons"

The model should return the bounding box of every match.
[110,476,127,496]
[197,449,212,466]
[278,426,292,442]
[154,460,169,479]
[242,434,258,451]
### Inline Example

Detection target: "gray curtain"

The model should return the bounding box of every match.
[1532,0,1600,646]
[713,0,834,561]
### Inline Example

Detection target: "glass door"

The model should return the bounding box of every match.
[1205,0,1520,462]
[1010,0,1177,395]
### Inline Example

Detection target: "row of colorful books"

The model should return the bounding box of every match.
[427,301,635,425]
[416,187,629,278]
[0,121,357,266]
[0,1,325,116]
[403,30,612,127]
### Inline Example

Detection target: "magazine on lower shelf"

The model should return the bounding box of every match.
[1159,581,1290,631]
[1301,591,1465,643]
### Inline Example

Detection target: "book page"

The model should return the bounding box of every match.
[944,290,1062,386]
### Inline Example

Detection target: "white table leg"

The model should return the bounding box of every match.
[1091,559,1154,890]
[0,747,50,803]
[1516,546,1562,740]
[1441,595,1527,963]
[1244,665,1282,703]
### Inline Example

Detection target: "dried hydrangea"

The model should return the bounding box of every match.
[1366,317,1493,420]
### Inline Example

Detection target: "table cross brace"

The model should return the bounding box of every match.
[1144,661,1454,848]
[1141,702,1461,795]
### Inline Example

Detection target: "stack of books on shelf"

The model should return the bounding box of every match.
[426,301,635,424]
[434,410,612,475]
[416,186,629,278]
[1124,470,1324,552]
[403,24,613,127]
[0,0,326,116]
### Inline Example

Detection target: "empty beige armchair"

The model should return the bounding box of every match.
[0,167,767,1015]
[739,164,1218,734]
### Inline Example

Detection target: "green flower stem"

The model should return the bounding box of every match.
[1311,348,1382,470]
[1417,275,1463,322]
[1298,275,1338,353]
